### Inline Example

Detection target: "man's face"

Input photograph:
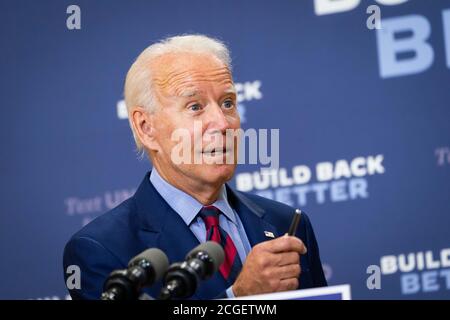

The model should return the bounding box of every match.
[149,52,240,186]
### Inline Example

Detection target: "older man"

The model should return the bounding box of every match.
[63,34,327,300]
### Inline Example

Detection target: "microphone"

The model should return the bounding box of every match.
[158,241,225,300]
[101,248,169,300]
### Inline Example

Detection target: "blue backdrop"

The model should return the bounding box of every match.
[1,0,449,299]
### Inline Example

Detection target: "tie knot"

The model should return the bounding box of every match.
[199,206,220,229]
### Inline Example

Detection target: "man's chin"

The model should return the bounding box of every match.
[199,163,236,184]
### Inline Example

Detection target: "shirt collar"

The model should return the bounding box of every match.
[149,169,237,226]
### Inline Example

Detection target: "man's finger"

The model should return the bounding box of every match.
[266,236,307,254]
[277,251,300,266]
[279,278,299,291]
[278,263,301,280]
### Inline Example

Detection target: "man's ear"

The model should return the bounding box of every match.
[130,107,161,152]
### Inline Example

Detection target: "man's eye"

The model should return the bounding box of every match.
[222,99,235,109]
[189,104,202,111]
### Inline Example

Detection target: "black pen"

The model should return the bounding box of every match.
[287,209,302,236]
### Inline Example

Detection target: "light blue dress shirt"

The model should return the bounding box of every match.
[149,169,252,298]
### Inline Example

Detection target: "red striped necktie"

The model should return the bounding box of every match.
[198,205,242,284]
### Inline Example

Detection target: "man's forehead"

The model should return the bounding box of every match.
[151,52,234,96]
[153,51,225,73]
[178,86,236,98]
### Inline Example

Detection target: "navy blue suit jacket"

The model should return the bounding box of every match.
[63,172,327,299]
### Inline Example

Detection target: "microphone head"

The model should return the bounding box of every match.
[129,248,169,282]
[187,241,225,273]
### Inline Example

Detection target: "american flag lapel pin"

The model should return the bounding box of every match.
[264,231,275,238]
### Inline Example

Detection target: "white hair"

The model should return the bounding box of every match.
[124,34,232,153]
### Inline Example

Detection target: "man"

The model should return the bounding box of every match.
[63,34,327,300]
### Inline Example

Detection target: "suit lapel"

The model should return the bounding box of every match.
[134,172,199,262]
[226,185,280,247]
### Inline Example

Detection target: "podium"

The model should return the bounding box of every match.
[229,284,351,300]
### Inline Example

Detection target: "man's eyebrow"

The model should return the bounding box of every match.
[223,87,237,95]
[178,89,203,98]
[177,86,236,98]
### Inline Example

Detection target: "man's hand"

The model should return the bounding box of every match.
[232,235,307,297]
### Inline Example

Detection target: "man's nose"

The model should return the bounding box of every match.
[204,103,230,133]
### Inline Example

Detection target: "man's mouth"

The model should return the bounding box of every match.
[202,147,230,155]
